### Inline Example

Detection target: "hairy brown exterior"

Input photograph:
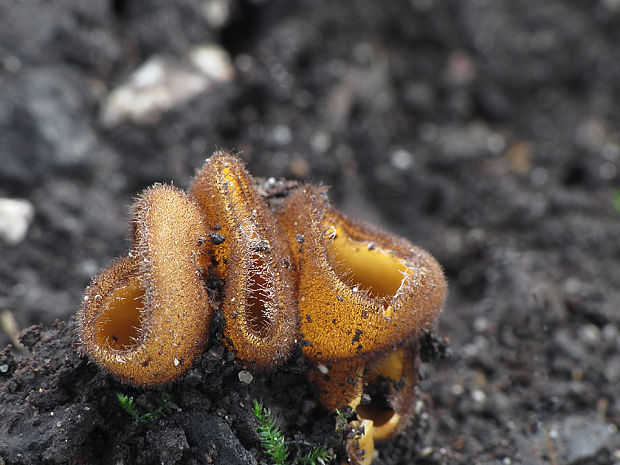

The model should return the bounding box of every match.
[189,152,298,367]
[278,185,444,453]
[79,184,212,386]
[278,185,447,362]
[308,358,364,411]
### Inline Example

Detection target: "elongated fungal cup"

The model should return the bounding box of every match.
[189,152,298,367]
[79,185,212,386]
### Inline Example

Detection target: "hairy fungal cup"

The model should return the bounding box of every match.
[79,185,212,386]
[278,185,446,363]
[278,185,446,463]
[189,153,298,367]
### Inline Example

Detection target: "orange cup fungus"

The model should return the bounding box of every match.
[189,153,298,367]
[78,151,447,464]
[277,185,446,463]
[79,184,213,386]
[278,185,446,363]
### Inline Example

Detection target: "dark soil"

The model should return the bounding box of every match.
[2,1,620,464]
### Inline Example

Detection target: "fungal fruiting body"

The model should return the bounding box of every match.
[278,185,446,463]
[346,344,418,465]
[77,152,448,465]
[355,346,418,441]
[278,185,446,363]
[79,184,212,386]
[309,346,419,464]
[189,152,298,367]
[347,417,375,465]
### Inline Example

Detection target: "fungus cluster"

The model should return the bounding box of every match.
[78,151,447,464]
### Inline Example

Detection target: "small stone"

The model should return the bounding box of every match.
[316,363,328,374]
[0,364,9,373]
[471,389,486,404]
[237,370,253,384]
[271,124,292,145]
[522,416,618,465]
[473,317,490,333]
[451,384,464,396]
[419,447,433,457]
[0,198,34,245]
[189,44,235,82]
[578,324,601,346]
[311,131,331,154]
[559,416,617,463]
[390,149,414,171]
[101,44,234,126]
[201,0,231,28]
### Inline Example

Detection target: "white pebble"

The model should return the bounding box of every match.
[317,363,329,374]
[101,44,234,126]
[0,198,34,245]
[471,389,486,404]
[238,370,253,384]
[390,149,414,171]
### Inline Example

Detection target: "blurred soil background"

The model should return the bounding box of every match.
[2,0,620,464]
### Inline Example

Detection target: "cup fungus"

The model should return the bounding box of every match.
[79,184,213,386]
[278,185,446,361]
[278,185,446,463]
[77,152,447,465]
[189,152,298,367]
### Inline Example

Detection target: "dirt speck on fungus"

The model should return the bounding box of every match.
[2,1,620,464]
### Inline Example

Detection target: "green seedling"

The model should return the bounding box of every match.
[253,399,290,465]
[334,409,348,434]
[252,399,331,465]
[117,393,140,420]
[116,391,173,422]
[297,444,329,465]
